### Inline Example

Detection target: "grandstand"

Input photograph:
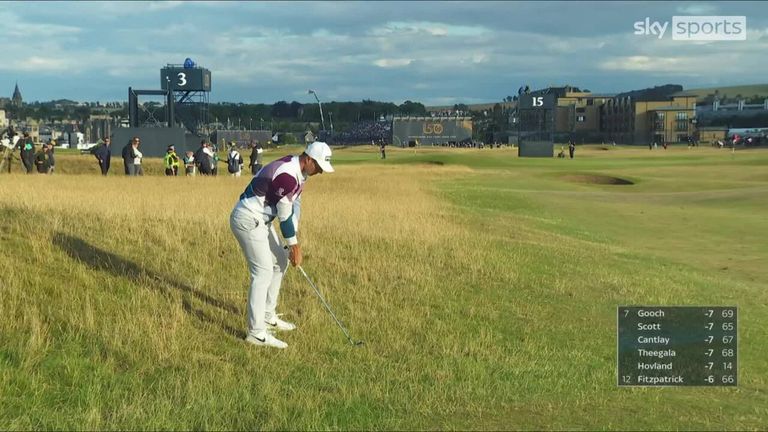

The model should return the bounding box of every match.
[318,116,474,146]
[391,116,473,147]
[325,121,391,145]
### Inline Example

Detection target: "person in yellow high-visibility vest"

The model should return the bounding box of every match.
[164,145,180,176]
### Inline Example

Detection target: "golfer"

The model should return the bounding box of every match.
[230,141,334,349]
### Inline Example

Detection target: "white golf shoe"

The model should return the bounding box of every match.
[265,315,297,331]
[245,332,288,349]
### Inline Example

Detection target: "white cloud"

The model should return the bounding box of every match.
[58,0,188,17]
[147,1,184,11]
[369,21,489,37]
[597,53,737,78]
[373,58,413,68]
[2,56,73,72]
[676,4,719,15]
[471,53,489,64]
[600,56,679,71]
[0,10,81,39]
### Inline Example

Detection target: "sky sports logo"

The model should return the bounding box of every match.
[634,16,746,41]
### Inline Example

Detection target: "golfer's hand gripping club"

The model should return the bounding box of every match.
[288,244,302,267]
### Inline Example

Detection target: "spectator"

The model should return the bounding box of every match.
[211,145,220,176]
[132,138,144,176]
[204,143,215,175]
[380,141,386,159]
[194,141,206,174]
[122,137,138,175]
[249,140,264,175]
[34,144,50,174]
[46,141,55,174]
[164,145,180,176]
[183,151,196,176]
[94,137,112,176]
[195,141,213,175]
[1,126,18,173]
[227,142,243,177]
[1,125,16,141]
[568,141,575,159]
[20,132,34,174]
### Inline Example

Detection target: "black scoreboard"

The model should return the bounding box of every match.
[161,66,212,92]
[518,93,556,109]
[517,93,555,157]
[618,306,738,387]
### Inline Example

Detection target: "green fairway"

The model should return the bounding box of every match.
[0,145,766,430]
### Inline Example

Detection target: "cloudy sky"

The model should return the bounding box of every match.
[1,1,766,105]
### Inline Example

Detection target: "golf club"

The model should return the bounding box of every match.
[297,265,364,347]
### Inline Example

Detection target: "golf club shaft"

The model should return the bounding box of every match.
[297,265,355,344]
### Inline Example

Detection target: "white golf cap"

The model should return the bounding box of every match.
[305,141,334,173]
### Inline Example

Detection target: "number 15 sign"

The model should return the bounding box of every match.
[518,93,555,109]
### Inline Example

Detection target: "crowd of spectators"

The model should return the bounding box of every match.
[325,121,392,145]
[712,135,765,148]
[0,126,57,174]
[429,140,504,149]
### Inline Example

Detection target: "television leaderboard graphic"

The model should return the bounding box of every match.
[618,306,738,387]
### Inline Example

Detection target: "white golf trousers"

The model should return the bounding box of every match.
[230,204,289,336]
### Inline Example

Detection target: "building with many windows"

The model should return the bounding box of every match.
[521,85,697,145]
[553,89,614,142]
[522,86,614,143]
[601,95,696,145]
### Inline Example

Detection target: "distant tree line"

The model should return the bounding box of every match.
[6,98,515,142]
[208,99,428,124]
[5,99,430,126]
